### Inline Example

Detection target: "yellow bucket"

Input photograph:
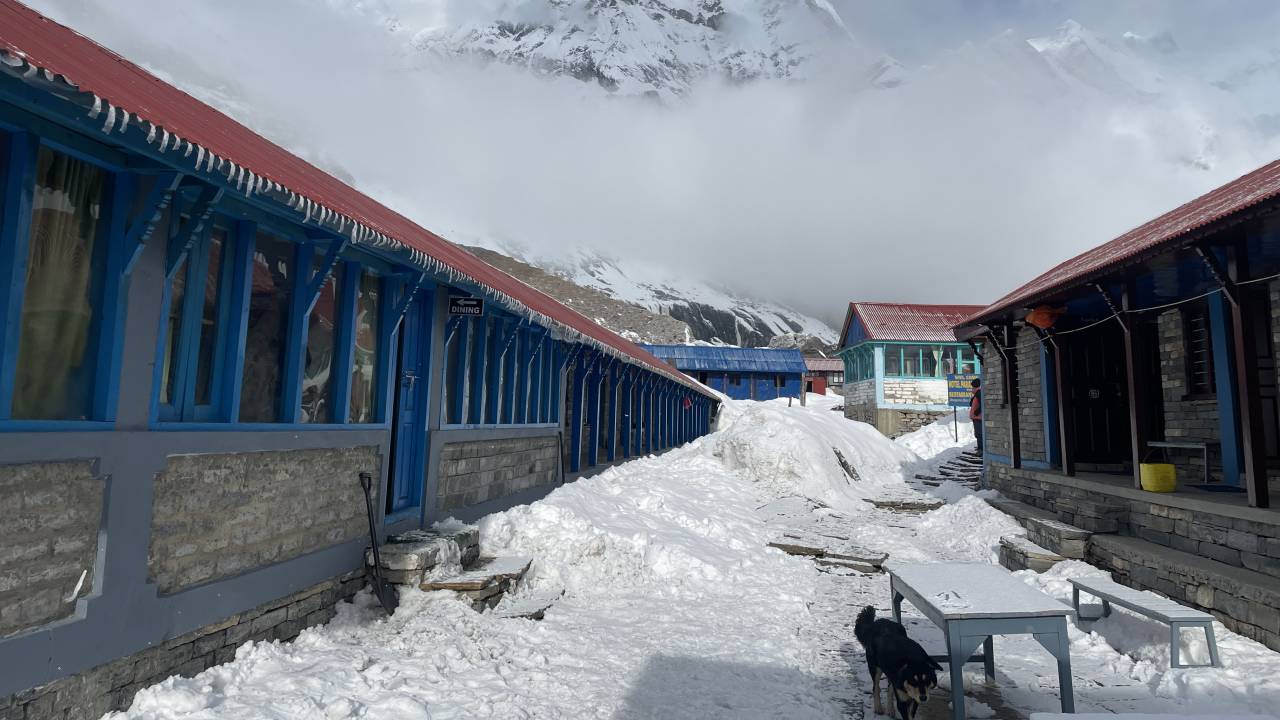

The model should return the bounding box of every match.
[1140,463,1177,493]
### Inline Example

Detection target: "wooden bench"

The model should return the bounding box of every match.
[1069,576,1220,668]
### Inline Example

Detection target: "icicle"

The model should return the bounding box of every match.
[159,129,170,152]
[0,52,23,68]
[22,63,37,79]
[101,104,116,133]
[194,146,205,169]
[183,141,193,158]
[88,95,102,118]
[117,111,130,133]
[146,123,157,144]
[42,68,55,81]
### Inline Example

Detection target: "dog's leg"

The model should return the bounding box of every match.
[871,669,883,716]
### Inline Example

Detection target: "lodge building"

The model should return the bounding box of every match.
[836,302,984,437]
[0,3,718,716]
[640,344,806,402]
[956,157,1280,650]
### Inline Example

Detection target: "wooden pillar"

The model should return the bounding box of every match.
[1049,334,1076,476]
[991,327,1021,468]
[606,365,621,462]
[1119,285,1153,488]
[587,360,603,467]
[1227,242,1271,508]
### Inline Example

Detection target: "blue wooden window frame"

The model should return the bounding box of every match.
[0,124,131,431]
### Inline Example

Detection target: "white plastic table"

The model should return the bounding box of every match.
[889,563,1075,720]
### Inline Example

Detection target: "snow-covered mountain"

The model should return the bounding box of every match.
[365,0,888,98]
[474,240,837,346]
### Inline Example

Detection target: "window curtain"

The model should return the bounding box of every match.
[13,149,105,420]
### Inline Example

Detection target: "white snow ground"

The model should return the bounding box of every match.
[108,395,1280,719]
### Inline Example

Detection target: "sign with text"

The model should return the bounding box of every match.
[448,296,485,317]
[946,373,980,408]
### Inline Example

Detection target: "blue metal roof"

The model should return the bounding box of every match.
[639,345,808,374]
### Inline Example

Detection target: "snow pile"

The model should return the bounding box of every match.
[894,412,974,459]
[710,395,924,511]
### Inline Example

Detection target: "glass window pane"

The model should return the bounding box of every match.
[444,318,461,424]
[884,347,900,376]
[302,259,343,423]
[13,147,106,420]
[160,255,187,406]
[239,233,293,423]
[350,269,380,423]
[194,229,227,406]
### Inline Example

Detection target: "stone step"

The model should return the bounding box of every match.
[998,535,1065,573]
[366,527,480,586]
[768,534,888,567]
[985,496,1091,559]
[422,555,534,612]
[865,497,944,513]
[1090,534,1280,651]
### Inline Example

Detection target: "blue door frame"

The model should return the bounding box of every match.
[387,290,434,517]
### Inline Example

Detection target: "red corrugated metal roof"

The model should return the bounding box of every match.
[803,357,843,372]
[0,1,710,397]
[962,157,1280,327]
[846,302,985,343]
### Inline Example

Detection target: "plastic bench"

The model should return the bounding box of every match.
[1070,576,1220,668]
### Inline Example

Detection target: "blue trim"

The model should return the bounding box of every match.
[485,318,508,424]
[569,351,588,472]
[446,316,467,425]
[0,420,115,432]
[0,131,37,420]
[372,271,394,425]
[873,345,885,407]
[986,452,1011,466]
[501,321,519,424]
[1209,291,1242,486]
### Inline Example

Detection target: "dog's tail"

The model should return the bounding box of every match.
[854,605,876,645]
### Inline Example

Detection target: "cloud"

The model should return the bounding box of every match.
[24,0,1280,328]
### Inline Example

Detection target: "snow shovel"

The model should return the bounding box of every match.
[359,472,399,614]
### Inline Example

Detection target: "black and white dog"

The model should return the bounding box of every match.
[855,606,942,719]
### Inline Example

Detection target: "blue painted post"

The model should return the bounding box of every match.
[224,220,256,423]
[92,172,134,422]
[332,260,359,423]
[468,316,489,424]
[873,344,886,410]
[1210,291,1243,486]
[569,350,589,473]
[501,325,519,424]
[447,317,469,425]
[622,371,634,458]
[0,132,38,420]
[513,327,530,424]
[528,332,543,424]
[606,363,621,462]
[587,357,603,467]
[485,318,508,424]
[280,243,316,423]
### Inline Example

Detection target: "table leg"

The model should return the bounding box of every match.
[1205,622,1221,668]
[946,622,966,720]
[983,636,994,683]
[892,585,904,625]
[1054,622,1075,713]
[1171,623,1182,669]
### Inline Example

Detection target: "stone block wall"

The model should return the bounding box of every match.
[1155,309,1223,481]
[0,461,103,639]
[981,343,1011,456]
[149,446,380,594]
[436,435,560,511]
[1124,498,1280,581]
[0,570,365,720]
[0,458,103,632]
[1015,327,1046,463]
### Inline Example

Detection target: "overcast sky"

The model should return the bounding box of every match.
[25,0,1280,329]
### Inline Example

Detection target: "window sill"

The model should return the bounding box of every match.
[0,420,115,432]
[151,422,391,431]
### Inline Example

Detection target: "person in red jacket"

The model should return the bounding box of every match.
[969,378,983,453]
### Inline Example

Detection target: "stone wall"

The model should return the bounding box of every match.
[1156,309,1223,481]
[0,570,365,720]
[0,461,103,639]
[1015,327,1046,463]
[881,378,947,406]
[981,343,1011,456]
[149,447,380,595]
[436,435,560,511]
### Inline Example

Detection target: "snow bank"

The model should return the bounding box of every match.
[894,412,974,460]
[710,396,926,511]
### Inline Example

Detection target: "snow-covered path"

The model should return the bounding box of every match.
[109,396,1280,719]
